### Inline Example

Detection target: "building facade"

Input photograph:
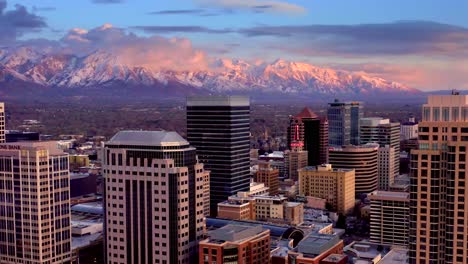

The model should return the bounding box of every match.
[287,107,328,166]
[409,94,468,263]
[401,118,418,140]
[187,96,250,216]
[327,100,363,147]
[329,144,379,195]
[0,103,4,143]
[103,131,209,264]
[369,191,409,247]
[0,141,71,263]
[284,147,308,181]
[298,164,355,215]
[377,145,396,190]
[199,224,270,264]
[255,162,280,195]
[360,117,401,181]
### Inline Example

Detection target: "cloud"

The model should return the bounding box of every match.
[92,0,124,4]
[148,9,221,16]
[238,21,468,58]
[132,26,233,34]
[61,24,209,71]
[195,0,306,15]
[32,6,56,12]
[0,1,47,44]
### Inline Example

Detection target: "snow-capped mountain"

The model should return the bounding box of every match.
[0,47,421,98]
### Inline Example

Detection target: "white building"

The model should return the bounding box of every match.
[401,118,418,140]
[0,141,72,263]
[103,131,209,263]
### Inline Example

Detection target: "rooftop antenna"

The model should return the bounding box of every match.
[452,89,460,95]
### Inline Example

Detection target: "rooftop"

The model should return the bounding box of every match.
[71,202,104,216]
[321,254,348,263]
[379,247,409,264]
[368,191,409,202]
[0,141,65,155]
[295,107,318,119]
[208,224,265,243]
[187,96,249,107]
[300,165,354,173]
[296,233,341,257]
[107,130,189,147]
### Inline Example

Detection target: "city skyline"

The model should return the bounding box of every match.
[1,0,468,91]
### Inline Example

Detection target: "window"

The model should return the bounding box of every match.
[443,107,450,121]
[433,108,440,121]
[452,108,460,121]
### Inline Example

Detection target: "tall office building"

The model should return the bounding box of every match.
[409,94,468,263]
[377,145,396,190]
[287,107,328,166]
[0,141,71,263]
[103,131,209,263]
[298,164,355,215]
[0,103,5,143]
[187,96,250,216]
[328,100,363,147]
[255,162,280,195]
[360,117,401,181]
[369,191,409,247]
[329,143,379,195]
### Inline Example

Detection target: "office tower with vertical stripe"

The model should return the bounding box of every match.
[103,131,209,264]
[0,141,71,263]
[187,96,250,216]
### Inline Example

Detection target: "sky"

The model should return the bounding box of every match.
[2,0,468,91]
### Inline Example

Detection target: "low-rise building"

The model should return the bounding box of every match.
[218,193,304,225]
[288,233,344,264]
[199,224,271,264]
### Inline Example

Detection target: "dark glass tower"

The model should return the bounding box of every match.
[287,107,328,166]
[187,96,250,216]
[328,99,363,147]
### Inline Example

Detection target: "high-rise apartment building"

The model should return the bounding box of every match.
[369,191,409,247]
[0,141,71,263]
[377,145,396,190]
[187,96,250,216]
[298,164,355,215]
[255,161,280,195]
[329,143,379,195]
[103,131,209,263]
[287,107,328,166]
[0,103,5,143]
[328,100,363,147]
[409,94,468,263]
[360,117,400,181]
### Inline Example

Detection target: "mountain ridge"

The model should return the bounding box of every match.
[0,47,422,99]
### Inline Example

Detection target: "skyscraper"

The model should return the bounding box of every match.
[0,141,71,263]
[329,143,379,195]
[187,96,250,216]
[360,117,401,182]
[287,107,328,166]
[103,131,209,263]
[0,103,5,143]
[327,100,363,147]
[377,145,396,190]
[409,94,468,263]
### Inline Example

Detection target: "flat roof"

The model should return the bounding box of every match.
[187,96,249,107]
[208,224,265,243]
[0,141,65,155]
[107,130,189,147]
[297,233,341,256]
[369,191,409,201]
[379,247,409,264]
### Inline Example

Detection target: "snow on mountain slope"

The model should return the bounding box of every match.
[0,48,421,96]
